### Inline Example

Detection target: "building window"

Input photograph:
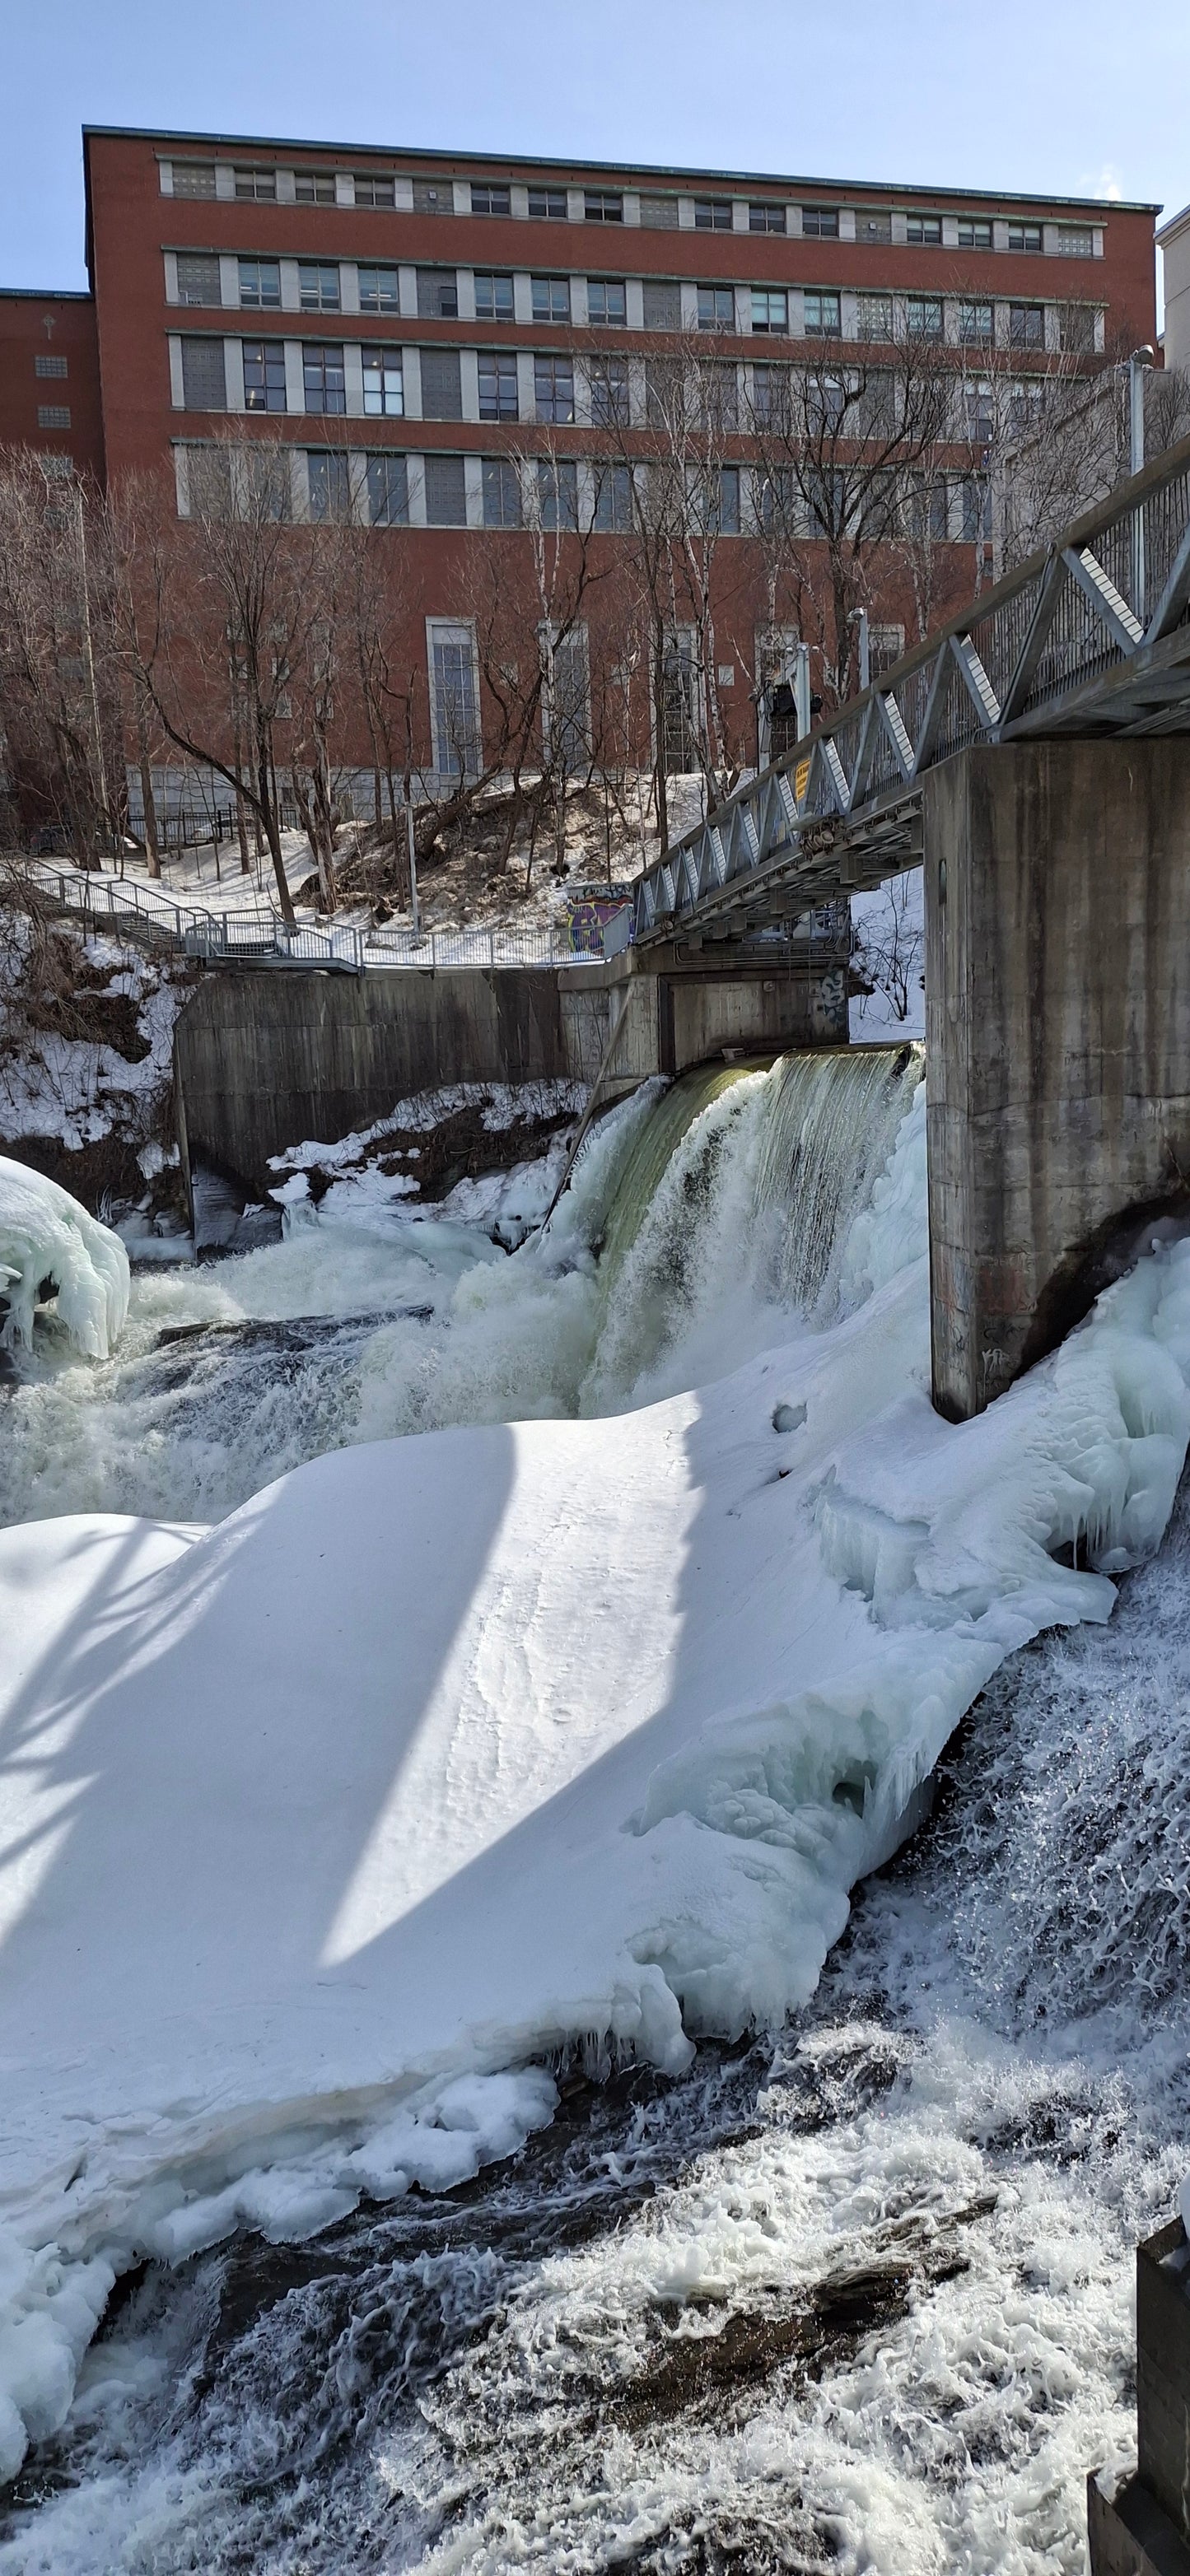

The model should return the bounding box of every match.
[420,347,464,419]
[299,261,341,313]
[354,172,395,209]
[1009,301,1045,349]
[966,384,996,446]
[181,337,228,409]
[541,625,590,766]
[235,167,277,201]
[750,287,787,335]
[801,205,840,239]
[749,201,786,234]
[906,293,944,340]
[36,404,71,430]
[698,284,735,330]
[478,349,519,421]
[362,346,404,415]
[357,264,400,314]
[239,258,282,310]
[713,465,740,534]
[176,253,222,307]
[413,178,450,215]
[855,210,892,244]
[428,621,480,771]
[750,362,789,428]
[959,217,994,250]
[1057,224,1094,257]
[171,161,217,198]
[474,270,515,319]
[534,353,575,423]
[638,193,679,229]
[417,267,459,319]
[856,292,893,340]
[424,454,469,524]
[593,460,632,530]
[36,451,75,478]
[1059,302,1097,353]
[302,342,346,413]
[535,459,579,529]
[589,352,630,426]
[482,456,522,527]
[660,632,700,772]
[1008,221,1043,253]
[906,212,943,245]
[959,475,992,542]
[694,197,733,231]
[307,450,352,519]
[366,452,408,524]
[241,340,284,411]
[642,277,681,329]
[803,290,841,338]
[584,189,623,223]
[471,181,511,217]
[294,170,337,204]
[586,277,627,325]
[34,352,68,377]
[700,360,739,431]
[531,274,571,323]
[959,298,994,346]
[527,184,568,220]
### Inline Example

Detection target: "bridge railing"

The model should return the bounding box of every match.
[634,429,1190,942]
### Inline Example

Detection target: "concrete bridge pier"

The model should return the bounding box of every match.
[926,737,1190,1421]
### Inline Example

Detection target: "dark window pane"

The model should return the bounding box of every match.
[959,217,994,250]
[593,460,632,531]
[587,278,626,324]
[354,173,395,208]
[694,198,733,231]
[534,355,574,423]
[590,356,629,426]
[584,189,623,222]
[474,271,514,319]
[906,212,942,245]
[482,456,521,526]
[235,167,277,201]
[362,347,404,415]
[531,274,570,322]
[478,351,519,421]
[536,459,579,529]
[299,262,341,312]
[239,258,281,310]
[801,205,839,238]
[357,265,400,313]
[302,342,346,413]
[527,185,567,218]
[241,339,287,412]
[366,453,408,524]
[749,201,786,234]
[1009,301,1044,347]
[471,182,511,216]
[294,170,336,204]
[307,450,352,519]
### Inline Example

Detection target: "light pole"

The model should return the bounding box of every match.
[848,606,870,693]
[1128,344,1155,625]
[794,639,811,740]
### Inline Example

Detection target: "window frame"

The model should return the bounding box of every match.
[958,217,994,251]
[301,341,347,415]
[1008,300,1045,350]
[238,256,282,310]
[357,263,401,315]
[803,289,842,338]
[294,170,337,205]
[362,344,404,417]
[698,282,735,331]
[474,270,515,321]
[693,197,734,232]
[749,201,786,235]
[750,286,788,336]
[471,181,511,217]
[527,184,568,221]
[1007,221,1044,254]
[427,616,482,772]
[306,448,352,521]
[234,167,278,203]
[958,296,995,347]
[531,273,572,324]
[906,292,945,342]
[477,347,520,422]
[801,204,840,239]
[297,259,342,314]
[481,455,522,528]
[177,252,223,308]
[366,450,408,524]
[586,277,627,326]
[534,352,576,424]
[353,172,396,210]
[906,212,943,246]
[584,189,623,224]
[240,338,287,413]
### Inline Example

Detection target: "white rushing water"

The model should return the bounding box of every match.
[2,1042,1188,2574]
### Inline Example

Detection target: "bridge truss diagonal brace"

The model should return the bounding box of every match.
[950,633,1002,729]
[999,550,1068,724]
[1062,543,1144,652]
[1146,521,1190,645]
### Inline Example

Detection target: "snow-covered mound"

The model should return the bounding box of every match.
[2,1120,1190,2478]
[0,1157,129,1359]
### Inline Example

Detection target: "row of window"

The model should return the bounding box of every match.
[178,441,994,545]
[169,252,1100,349]
[163,161,1099,256]
[175,333,1096,431]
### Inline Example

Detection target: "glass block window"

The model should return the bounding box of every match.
[35,353,68,377]
[294,170,336,204]
[417,268,459,319]
[307,450,352,519]
[482,456,522,527]
[413,178,450,214]
[750,288,787,334]
[177,253,222,306]
[531,274,570,322]
[1057,225,1094,257]
[534,354,575,423]
[1008,221,1044,253]
[694,197,733,231]
[239,258,281,310]
[536,459,579,529]
[801,205,840,238]
[803,290,841,337]
[478,350,519,421]
[586,277,626,324]
[424,456,469,525]
[362,347,404,415]
[584,189,623,223]
[241,340,285,412]
[471,181,511,216]
[527,185,568,219]
[474,271,514,319]
[354,172,396,208]
[593,461,633,531]
[36,404,71,430]
[181,337,228,409]
[302,342,347,412]
[235,167,277,201]
[171,161,217,198]
[854,210,892,243]
[357,264,400,314]
[856,293,893,340]
[1009,301,1045,348]
[749,202,786,234]
[420,347,464,419]
[366,453,408,524]
[589,354,630,426]
[642,277,681,329]
[959,217,994,250]
[638,193,679,229]
[906,212,943,245]
[299,262,341,313]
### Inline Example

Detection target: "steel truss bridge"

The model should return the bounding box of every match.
[633,431,1190,946]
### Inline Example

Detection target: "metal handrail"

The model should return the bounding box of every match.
[634,430,1190,943]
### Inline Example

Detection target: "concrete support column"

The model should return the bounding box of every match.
[925,738,1190,1421]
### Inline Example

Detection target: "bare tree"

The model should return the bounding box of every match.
[0,454,119,861]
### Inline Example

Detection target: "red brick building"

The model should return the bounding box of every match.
[0,128,1161,785]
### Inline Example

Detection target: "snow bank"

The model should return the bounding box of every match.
[0,1157,129,1358]
[3,1114,1190,2471]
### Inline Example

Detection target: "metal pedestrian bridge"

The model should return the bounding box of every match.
[633,431,1190,946]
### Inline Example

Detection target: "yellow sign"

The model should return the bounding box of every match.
[794,757,811,804]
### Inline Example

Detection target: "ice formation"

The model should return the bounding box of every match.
[3,1059,1190,2479]
[0,1156,129,1359]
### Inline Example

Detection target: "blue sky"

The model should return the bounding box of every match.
[4,0,1188,295]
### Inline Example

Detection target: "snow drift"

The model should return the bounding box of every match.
[0,1156,128,1360]
[4,1074,1190,2480]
